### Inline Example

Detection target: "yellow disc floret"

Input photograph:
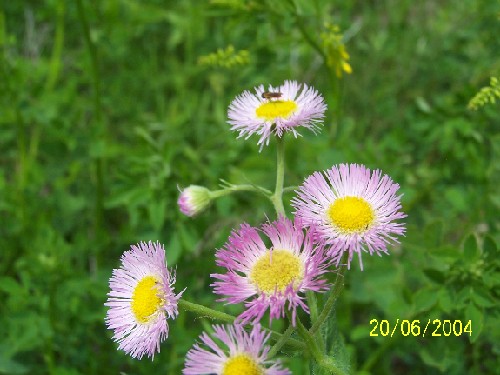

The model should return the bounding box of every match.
[131,276,163,323]
[255,100,298,121]
[250,250,303,294]
[223,354,263,375]
[327,196,375,233]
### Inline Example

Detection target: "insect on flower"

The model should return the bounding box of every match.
[261,91,283,100]
[228,80,326,149]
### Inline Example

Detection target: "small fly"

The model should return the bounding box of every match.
[261,91,283,100]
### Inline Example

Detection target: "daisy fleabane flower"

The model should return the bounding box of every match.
[105,241,184,359]
[211,216,332,325]
[183,324,290,375]
[228,80,327,150]
[292,163,406,270]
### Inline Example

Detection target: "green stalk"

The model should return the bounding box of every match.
[178,299,235,323]
[307,290,325,351]
[283,185,298,193]
[75,0,102,123]
[267,324,296,358]
[361,338,394,372]
[309,261,347,336]
[0,9,5,50]
[271,136,286,217]
[76,0,105,247]
[44,0,65,92]
[307,290,319,324]
[178,300,305,351]
[292,312,347,375]
[15,108,26,226]
[214,183,272,198]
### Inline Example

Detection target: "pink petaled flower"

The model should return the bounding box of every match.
[178,185,212,217]
[228,80,327,150]
[291,163,406,270]
[211,216,332,325]
[105,241,184,359]
[183,324,290,375]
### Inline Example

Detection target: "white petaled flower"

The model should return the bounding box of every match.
[211,216,332,325]
[292,163,406,270]
[105,241,184,359]
[228,80,327,150]
[183,324,290,375]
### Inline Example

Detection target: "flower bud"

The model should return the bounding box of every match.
[177,185,212,217]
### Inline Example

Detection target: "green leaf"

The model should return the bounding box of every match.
[320,311,350,375]
[0,355,29,374]
[423,220,443,247]
[456,287,471,308]
[89,139,119,159]
[105,187,151,208]
[428,244,458,263]
[463,234,479,259]
[439,289,454,313]
[483,270,500,288]
[167,232,183,265]
[444,186,467,211]
[416,96,432,113]
[419,347,452,372]
[349,325,368,341]
[483,236,498,262]
[148,198,166,232]
[413,287,439,313]
[423,269,445,284]
[0,277,21,295]
[470,287,495,308]
[178,225,198,254]
[52,366,81,375]
[465,302,483,343]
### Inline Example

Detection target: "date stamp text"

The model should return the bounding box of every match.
[369,319,472,337]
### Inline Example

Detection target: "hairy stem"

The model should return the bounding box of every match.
[214,183,272,198]
[292,312,347,375]
[271,136,286,217]
[178,300,305,351]
[267,323,296,358]
[309,260,347,336]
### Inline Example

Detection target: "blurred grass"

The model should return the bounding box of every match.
[0,0,499,374]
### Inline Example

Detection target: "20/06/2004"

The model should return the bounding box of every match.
[369,319,472,337]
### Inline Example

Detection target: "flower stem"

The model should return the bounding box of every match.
[267,324,296,358]
[178,299,305,351]
[307,291,319,324]
[291,312,347,375]
[307,290,325,351]
[271,135,286,217]
[178,299,235,323]
[283,185,298,193]
[214,182,272,198]
[309,260,347,336]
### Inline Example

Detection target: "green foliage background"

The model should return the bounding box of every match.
[1,0,499,374]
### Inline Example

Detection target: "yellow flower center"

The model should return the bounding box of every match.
[250,250,303,294]
[131,276,163,323]
[327,196,375,233]
[223,354,263,375]
[255,100,298,121]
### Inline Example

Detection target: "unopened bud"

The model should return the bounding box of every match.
[177,185,212,217]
